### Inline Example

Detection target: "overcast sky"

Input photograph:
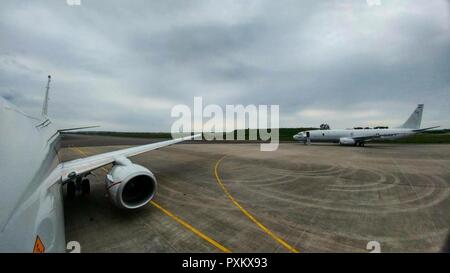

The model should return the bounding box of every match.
[1,0,449,131]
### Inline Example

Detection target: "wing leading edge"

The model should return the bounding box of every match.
[59,134,200,184]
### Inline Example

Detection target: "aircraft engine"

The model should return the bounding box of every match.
[105,157,157,209]
[339,137,356,146]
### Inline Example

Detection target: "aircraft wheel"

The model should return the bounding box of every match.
[67,181,76,199]
[81,179,90,195]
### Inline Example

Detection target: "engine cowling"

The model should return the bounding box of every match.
[105,157,157,209]
[339,137,356,146]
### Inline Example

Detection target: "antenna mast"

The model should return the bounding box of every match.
[41,75,51,117]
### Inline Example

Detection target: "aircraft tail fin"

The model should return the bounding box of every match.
[400,104,423,129]
[41,75,51,119]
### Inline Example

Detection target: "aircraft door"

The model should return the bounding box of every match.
[305,131,311,144]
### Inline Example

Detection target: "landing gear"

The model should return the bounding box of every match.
[67,181,76,199]
[81,179,90,195]
[356,142,365,147]
[66,177,91,198]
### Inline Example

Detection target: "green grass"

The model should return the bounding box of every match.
[67,128,316,141]
[375,132,450,144]
[67,131,172,139]
[67,129,450,144]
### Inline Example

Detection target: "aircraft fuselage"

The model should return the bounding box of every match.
[293,128,416,144]
[0,98,65,252]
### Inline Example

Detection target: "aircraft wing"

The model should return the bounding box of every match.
[60,134,200,183]
[412,126,440,132]
[57,125,100,132]
[351,133,396,142]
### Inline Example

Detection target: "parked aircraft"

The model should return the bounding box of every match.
[293,104,439,146]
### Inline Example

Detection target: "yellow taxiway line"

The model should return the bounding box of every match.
[149,200,231,253]
[214,156,300,253]
[70,147,231,253]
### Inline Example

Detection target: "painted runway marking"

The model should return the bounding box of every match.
[214,156,300,253]
[71,147,231,253]
[150,200,231,253]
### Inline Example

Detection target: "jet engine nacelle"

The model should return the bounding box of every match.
[339,137,356,146]
[105,157,157,209]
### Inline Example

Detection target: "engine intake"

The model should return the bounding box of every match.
[105,157,157,209]
[339,137,356,146]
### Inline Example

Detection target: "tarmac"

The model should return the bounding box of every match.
[60,134,450,252]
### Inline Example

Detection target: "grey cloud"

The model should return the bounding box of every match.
[0,0,448,131]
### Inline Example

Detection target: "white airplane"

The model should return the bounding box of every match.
[0,76,199,252]
[293,104,439,146]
